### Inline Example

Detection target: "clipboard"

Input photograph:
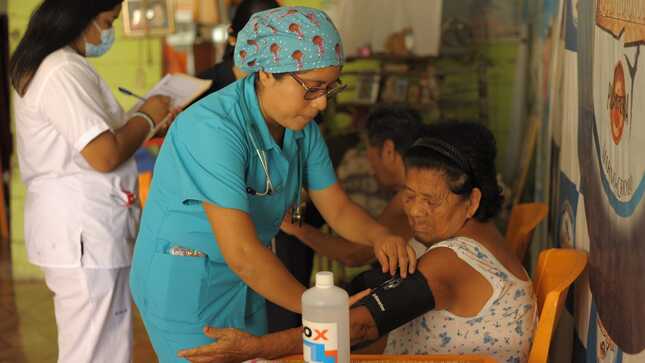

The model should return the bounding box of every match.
[128,73,212,111]
[126,73,212,139]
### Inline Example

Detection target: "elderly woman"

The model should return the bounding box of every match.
[129,6,415,362]
[178,122,537,363]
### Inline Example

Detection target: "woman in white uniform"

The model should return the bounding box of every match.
[9,0,176,361]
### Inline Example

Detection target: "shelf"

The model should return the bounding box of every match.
[336,101,436,110]
[345,49,475,63]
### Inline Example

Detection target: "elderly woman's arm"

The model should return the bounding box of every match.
[176,290,374,362]
[177,253,457,362]
[177,304,379,362]
[177,326,303,362]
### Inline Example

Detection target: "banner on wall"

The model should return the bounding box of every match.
[557,0,580,250]
[577,0,645,356]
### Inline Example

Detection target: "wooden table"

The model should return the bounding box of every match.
[278,354,497,362]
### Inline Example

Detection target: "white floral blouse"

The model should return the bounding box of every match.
[384,237,537,363]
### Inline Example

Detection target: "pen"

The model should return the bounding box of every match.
[118,86,146,101]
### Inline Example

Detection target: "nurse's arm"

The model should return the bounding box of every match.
[280,216,373,267]
[280,191,410,267]
[80,95,174,172]
[203,202,305,313]
[309,183,417,276]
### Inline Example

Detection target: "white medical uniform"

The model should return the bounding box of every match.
[14,46,139,363]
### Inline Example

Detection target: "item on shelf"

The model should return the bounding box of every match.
[357,45,372,58]
[382,62,410,73]
[355,73,381,104]
[384,27,414,56]
[381,75,410,103]
[407,80,421,104]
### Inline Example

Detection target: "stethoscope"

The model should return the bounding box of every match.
[242,79,304,226]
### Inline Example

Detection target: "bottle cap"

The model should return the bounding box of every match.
[315,271,334,288]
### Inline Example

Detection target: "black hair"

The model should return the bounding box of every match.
[404,121,503,222]
[225,0,279,58]
[9,0,123,95]
[366,106,424,154]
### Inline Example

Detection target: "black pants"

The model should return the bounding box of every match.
[266,202,324,333]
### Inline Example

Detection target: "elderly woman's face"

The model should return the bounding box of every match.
[402,168,472,245]
[262,66,341,130]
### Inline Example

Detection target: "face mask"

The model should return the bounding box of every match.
[84,21,115,57]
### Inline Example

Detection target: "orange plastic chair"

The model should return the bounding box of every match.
[138,171,153,208]
[528,248,587,363]
[505,203,548,260]
[137,138,164,208]
[281,354,496,362]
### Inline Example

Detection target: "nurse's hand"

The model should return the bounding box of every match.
[177,326,259,363]
[152,106,181,138]
[139,95,172,126]
[373,234,417,278]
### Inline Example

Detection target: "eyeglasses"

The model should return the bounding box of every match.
[289,72,347,101]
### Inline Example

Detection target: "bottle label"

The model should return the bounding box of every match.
[302,320,338,363]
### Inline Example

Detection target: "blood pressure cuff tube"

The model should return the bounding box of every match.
[353,271,435,337]
[348,267,392,295]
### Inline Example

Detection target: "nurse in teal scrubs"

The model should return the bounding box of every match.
[130,6,417,361]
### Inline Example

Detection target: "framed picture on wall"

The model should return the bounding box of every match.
[122,0,175,36]
[355,73,381,104]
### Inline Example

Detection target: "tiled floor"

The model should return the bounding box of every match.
[0,253,157,362]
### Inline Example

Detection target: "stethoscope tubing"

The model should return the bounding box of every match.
[241,77,303,210]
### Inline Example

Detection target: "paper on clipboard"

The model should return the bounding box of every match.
[126,73,212,138]
[127,73,212,111]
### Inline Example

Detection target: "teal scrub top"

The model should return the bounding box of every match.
[131,74,336,334]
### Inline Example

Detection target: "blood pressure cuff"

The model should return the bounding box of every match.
[348,267,392,295]
[353,270,435,336]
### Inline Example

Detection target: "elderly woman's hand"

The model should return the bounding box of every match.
[373,234,417,277]
[177,326,260,363]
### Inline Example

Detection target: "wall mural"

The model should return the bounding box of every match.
[580,0,645,355]
[555,0,645,361]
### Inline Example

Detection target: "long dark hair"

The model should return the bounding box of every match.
[224,0,279,59]
[9,0,122,96]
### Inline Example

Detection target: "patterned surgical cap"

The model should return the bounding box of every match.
[234,6,344,73]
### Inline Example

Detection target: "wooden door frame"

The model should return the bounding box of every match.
[0,8,12,258]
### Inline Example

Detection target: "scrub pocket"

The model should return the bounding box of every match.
[144,250,208,325]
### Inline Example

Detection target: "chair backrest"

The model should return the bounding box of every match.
[528,248,587,363]
[505,203,548,260]
[138,171,153,208]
